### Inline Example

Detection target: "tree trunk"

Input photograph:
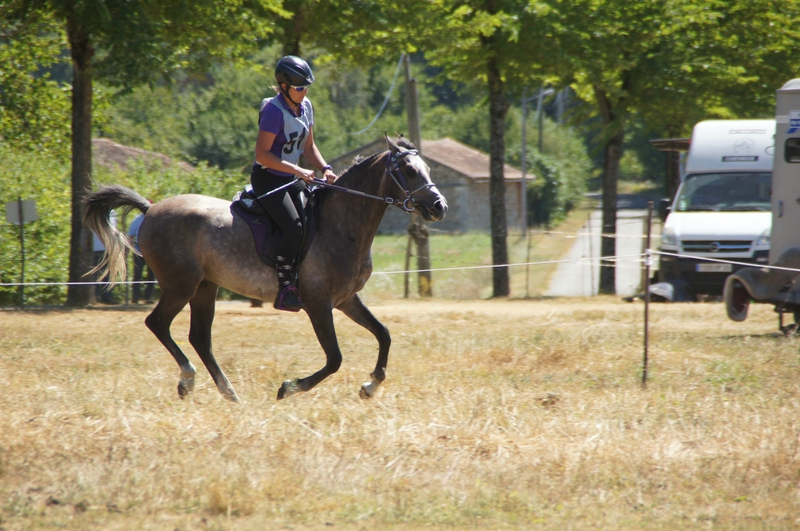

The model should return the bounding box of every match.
[594,86,624,295]
[281,0,303,56]
[408,220,431,296]
[487,61,510,297]
[64,18,95,307]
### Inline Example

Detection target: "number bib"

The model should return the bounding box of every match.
[261,97,313,166]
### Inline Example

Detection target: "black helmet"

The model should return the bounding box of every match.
[275,56,315,87]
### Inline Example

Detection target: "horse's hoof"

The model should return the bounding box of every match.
[177,382,191,399]
[178,371,196,399]
[359,381,377,399]
[277,379,300,400]
[225,393,241,404]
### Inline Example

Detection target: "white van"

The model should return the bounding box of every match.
[658,119,775,296]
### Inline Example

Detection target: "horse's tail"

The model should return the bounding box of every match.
[83,184,151,287]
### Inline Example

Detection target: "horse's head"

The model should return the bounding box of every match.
[385,134,448,222]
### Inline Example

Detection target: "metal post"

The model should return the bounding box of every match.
[642,201,654,388]
[525,225,532,298]
[537,86,545,153]
[588,212,595,295]
[404,236,412,299]
[18,196,25,309]
[121,212,130,306]
[521,92,528,234]
[521,87,553,233]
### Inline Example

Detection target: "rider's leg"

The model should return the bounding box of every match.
[256,187,304,311]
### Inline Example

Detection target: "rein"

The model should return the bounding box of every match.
[312,149,434,213]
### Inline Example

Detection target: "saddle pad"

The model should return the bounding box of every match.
[231,201,277,268]
[230,188,318,269]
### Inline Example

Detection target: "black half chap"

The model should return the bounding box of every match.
[250,166,305,267]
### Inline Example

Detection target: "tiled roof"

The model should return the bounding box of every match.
[421,138,525,181]
[92,138,194,172]
[330,137,528,182]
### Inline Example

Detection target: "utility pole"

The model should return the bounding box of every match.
[520,87,554,233]
[403,54,432,297]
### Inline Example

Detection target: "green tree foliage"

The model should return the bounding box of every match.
[0,148,241,305]
[0,146,71,306]
[100,54,487,172]
[539,0,800,293]
[0,6,69,156]
[7,0,795,304]
[411,0,550,297]
[540,0,679,293]
[526,152,580,227]
[2,0,284,306]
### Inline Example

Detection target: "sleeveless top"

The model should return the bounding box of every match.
[255,95,314,177]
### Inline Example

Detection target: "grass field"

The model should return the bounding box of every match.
[1,296,799,530]
[362,204,597,301]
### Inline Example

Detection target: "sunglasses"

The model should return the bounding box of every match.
[291,85,310,92]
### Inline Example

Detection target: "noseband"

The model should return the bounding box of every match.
[311,149,435,213]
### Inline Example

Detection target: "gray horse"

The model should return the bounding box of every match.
[84,135,447,402]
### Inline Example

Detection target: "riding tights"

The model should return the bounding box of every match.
[250,167,306,287]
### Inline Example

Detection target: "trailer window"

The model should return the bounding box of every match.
[785,138,800,163]
[674,172,771,212]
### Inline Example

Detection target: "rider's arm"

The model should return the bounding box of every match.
[303,127,337,183]
[255,130,314,182]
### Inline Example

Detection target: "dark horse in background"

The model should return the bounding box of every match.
[84,135,447,402]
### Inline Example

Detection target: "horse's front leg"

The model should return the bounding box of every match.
[337,294,390,399]
[277,303,342,400]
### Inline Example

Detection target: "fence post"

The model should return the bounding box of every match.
[642,201,653,388]
[18,197,26,309]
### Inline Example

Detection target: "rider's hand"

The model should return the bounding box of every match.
[296,168,315,183]
[323,169,337,183]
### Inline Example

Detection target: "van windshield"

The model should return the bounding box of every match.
[674,172,771,212]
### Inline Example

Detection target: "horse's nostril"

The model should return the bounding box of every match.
[429,203,446,219]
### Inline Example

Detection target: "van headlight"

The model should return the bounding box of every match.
[756,228,770,246]
[661,227,677,246]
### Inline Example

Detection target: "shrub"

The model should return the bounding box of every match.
[526,150,586,228]
[0,147,71,305]
[0,145,244,306]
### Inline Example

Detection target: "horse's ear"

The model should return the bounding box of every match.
[384,132,401,154]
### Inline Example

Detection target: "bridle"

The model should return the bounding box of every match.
[384,149,437,212]
[311,149,435,213]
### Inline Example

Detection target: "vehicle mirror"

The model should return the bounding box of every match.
[658,198,671,222]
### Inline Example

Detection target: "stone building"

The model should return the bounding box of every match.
[328,137,532,234]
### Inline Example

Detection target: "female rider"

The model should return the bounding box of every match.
[251,55,337,312]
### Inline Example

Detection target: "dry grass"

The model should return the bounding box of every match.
[1,298,799,530]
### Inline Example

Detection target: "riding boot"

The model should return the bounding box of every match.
[274,256,303,312]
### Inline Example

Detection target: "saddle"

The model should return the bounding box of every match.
[230,184,317,269]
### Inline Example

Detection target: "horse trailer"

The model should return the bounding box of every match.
[725,79,800,328]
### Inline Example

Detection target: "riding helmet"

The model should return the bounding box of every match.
[275,56,315,87]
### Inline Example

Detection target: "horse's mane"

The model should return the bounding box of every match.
[315,137,417,205]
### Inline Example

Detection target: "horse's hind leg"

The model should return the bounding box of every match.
[145,289,198,399]
[188,280,239,402]
[337,294,391,399]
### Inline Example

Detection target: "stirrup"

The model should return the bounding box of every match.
[274,284,303,312]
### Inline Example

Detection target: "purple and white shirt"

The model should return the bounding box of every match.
[255,93,314,177]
